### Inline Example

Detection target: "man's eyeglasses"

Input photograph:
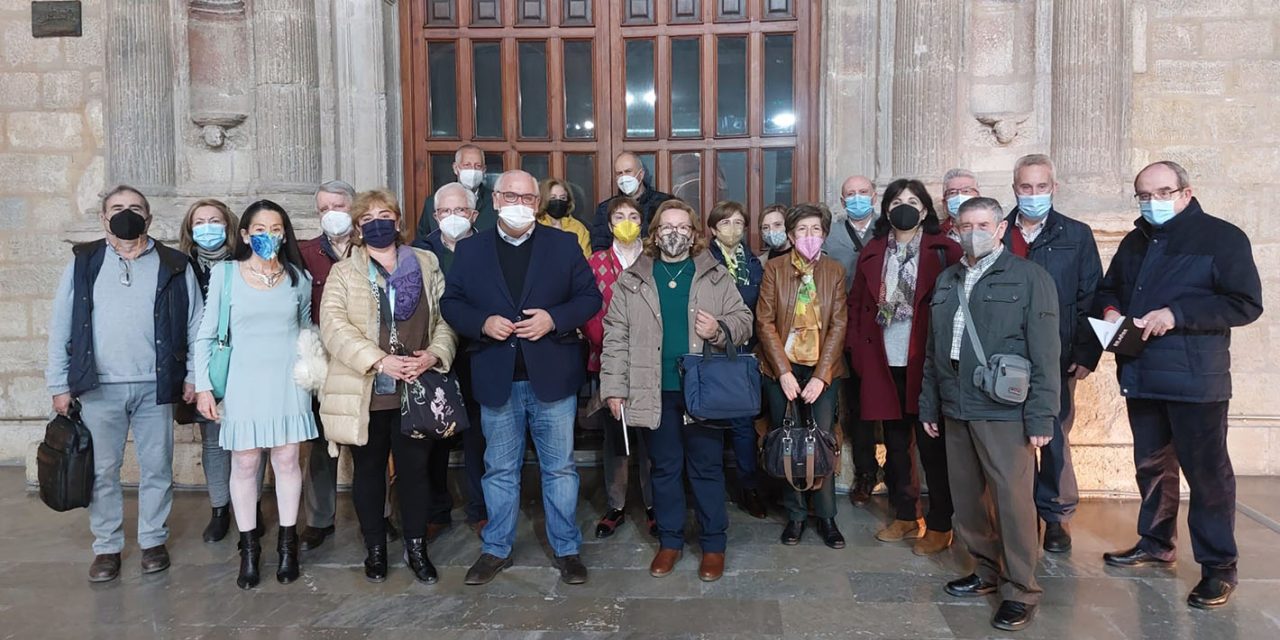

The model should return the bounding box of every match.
[943,187,979,198]
[1133,188,1183,202]
[118,256,132,287]
[435,207,473,217]
[496,191,538,206]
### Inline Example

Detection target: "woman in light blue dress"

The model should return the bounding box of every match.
[195,199,318,590]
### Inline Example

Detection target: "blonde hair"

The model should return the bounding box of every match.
[537,178,576,218]
[643,199,707,258]
[179,198,238,254]
[350,189,406,247]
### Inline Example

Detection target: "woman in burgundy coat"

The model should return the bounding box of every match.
[846,179,963,556]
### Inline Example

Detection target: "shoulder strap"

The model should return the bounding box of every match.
[216,262,232,345]
[935,247,947,271]
[956,281,987,364]
[845,219,865,252]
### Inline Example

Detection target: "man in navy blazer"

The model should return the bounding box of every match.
[441,170,602,587]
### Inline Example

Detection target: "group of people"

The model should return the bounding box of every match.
[45,145,1262,632]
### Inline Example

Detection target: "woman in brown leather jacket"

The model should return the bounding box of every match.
[756,203,849,549]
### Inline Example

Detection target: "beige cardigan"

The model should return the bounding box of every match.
[318,245,457,457]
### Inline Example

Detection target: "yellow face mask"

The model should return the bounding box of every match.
[612,220,641,245]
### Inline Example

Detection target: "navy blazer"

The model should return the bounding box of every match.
[441,226,603,407]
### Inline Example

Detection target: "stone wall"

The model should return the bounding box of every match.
[0,0,1276,491]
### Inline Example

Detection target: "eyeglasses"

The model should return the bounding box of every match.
[118,256,132,287]
[496,191,538,206]
[658,225,694,235]
[943,187,979,198]
[434,207,472,217]
[1133,188,1183,202]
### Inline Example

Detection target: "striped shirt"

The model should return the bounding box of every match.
[950,245,1004,361]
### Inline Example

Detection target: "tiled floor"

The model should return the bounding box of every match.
[2,466,1278,639]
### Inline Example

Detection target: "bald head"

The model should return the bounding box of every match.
[1134,161,1194,216]
[495,170,537,195]
[840,175,874,199]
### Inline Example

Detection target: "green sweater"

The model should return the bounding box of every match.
[655,257,694,391]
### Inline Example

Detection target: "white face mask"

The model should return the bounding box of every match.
[458,168,483,190]
[617,175,641,196]
[439,214,473,240]
[320,210,352,237]
[498,204,536,230]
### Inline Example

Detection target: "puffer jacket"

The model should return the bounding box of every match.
[756,254,849,385]
[599,251,753,429]
[318,245,457,457]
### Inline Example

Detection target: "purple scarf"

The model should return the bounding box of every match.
[385,245,423,321]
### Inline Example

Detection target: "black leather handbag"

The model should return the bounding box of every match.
[762,401,837,492]
[36,400,95,512]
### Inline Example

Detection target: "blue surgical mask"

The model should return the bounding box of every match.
[249,232,283,260]
[946,194,973,216]
[1017,193,1052,220]
[192,223,226,251]
[1140,199,1177,226]
[844,194,874,220]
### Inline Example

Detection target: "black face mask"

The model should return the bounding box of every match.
[888,204,922,232]
[546,199,571,219]
[109,209,148,240]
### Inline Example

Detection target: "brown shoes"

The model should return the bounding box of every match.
[140,545,171,574]
[88,553,121,583]
[698,552,725,582]
[649,548,682,578]
[912,529,953,555]
[849,473,876,507]
[876,518,925,542]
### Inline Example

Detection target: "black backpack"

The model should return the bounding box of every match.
[36,401,94,512]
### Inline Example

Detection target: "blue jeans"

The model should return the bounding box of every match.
[79,382,174,554]
[479,382,581,558]
[645,392,728,553]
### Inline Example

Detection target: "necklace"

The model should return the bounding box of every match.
[249,263,284,287]
[658,259,691,289]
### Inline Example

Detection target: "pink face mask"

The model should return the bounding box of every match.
[795,235,824,261]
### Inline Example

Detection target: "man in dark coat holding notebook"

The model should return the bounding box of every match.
[1094,160,1263,610]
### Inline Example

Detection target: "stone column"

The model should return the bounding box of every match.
[187,1,251,150]
[1051,0,1130,181]
[105,0,176,191]
[253,0,322,190]
[331,0,390,190]
[890,0,963,179]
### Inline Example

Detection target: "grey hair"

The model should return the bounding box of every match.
[956,196,1004,223]
[433,182,478,209]
[316,179,356,202]
[1013,154,1056,183]
[1137,160,1191,190]
[454,144,484,164]
[942,167,976,184]
[494,169,536,192]
[100,184,151,216]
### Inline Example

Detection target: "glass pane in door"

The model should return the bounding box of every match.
[670,152,702,212]
[763,148,794,206]
[563,40,596,139]
[483,151,504,189]
[715,37,747,136]
[473,42,504,138]
[519,41,549,139]
[522,153,550,182]
[431,154,455,194]
[625,39,657,138]
[427,42,458,137]
[763,35,795,135]
[717,150,747,203]
[565,153,597,215]
[670,38,701,138]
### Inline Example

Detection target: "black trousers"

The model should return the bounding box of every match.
[882,366,952,531]
[351,409,436,547]
[425,396,485,525]
[840,353,879,478]
[1128,398,1237,582]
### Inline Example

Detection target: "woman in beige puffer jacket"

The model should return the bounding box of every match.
[599,200,752,584]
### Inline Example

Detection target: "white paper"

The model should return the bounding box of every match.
[620,405,631,456]
[1089,316,1125,348]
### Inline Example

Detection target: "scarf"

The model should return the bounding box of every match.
[720,241,750,286]
[876,232,920,329]
[194,244,229,274]
[375,245,424,322]
[784,251,821,366]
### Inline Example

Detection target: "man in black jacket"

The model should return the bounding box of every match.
[415,144,498,237]
[589,152,672,251]
[1002,154,1104,554]
[1095,161,1263,609]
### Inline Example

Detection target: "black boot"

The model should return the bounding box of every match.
[236,531,261,590]
[254,502,266,539]
[364,544,388,583]
[276,526,300,584]
[403,538,438,584]
[203,506,231,543]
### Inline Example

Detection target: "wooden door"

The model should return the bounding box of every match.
[400,0,821,238]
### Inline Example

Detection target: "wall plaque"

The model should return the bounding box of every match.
[32,1,82,38]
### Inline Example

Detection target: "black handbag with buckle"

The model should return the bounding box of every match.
[761,400,837,492]
[36,400,95,512]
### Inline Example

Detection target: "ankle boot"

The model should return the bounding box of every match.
[403,538,438,584]
[254,502,266,539]
[276,526,300,584]
[364,544,388,583]
[203,506,231,543]
[236,531,261,590]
